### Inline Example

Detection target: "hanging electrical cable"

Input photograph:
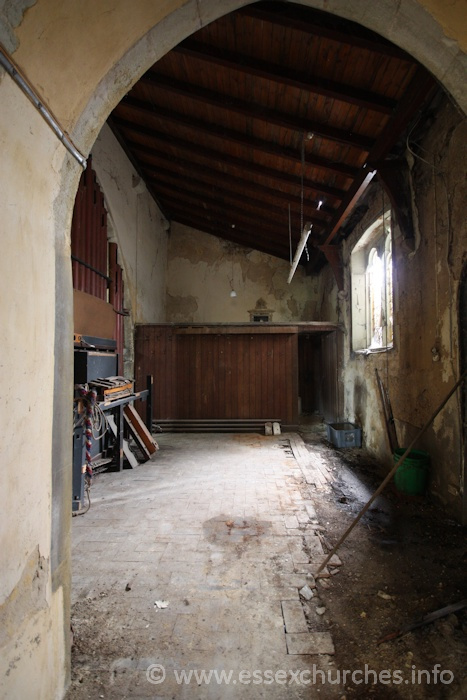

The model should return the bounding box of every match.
[288,203,292,265]
[288,132,312,284]
[300,132,309,262]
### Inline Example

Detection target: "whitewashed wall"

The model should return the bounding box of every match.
[166,223,319,323]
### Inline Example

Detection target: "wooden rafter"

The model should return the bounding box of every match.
[321,67,437,245]
[172,212,291,260]
[137,160,334,221]
[107,1,439,267]
[160,192,305,242]
[239,3,414,61]
[113,108,358,179]
[151,182,323,235]
[175,39,396,114]
[141,72,375,151]
[376,161,415,246]
[127,138,347,202]
[147,172,326,229]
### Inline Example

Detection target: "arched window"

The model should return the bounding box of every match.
[351,211,394,352]
[367,247,384,348]
[385,234,394,346]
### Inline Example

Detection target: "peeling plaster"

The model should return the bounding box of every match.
[0,546,48,649]
[419,0,467,53]
[245,260,274,291]
[0,3,466,700]
[287,298,299,317]
[167,293,198,322]
[92,124,168,373]
[326,97,466,519]
[0,0,36,51]
[166,223,317,323]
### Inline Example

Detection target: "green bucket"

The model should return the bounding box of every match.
[393,448,430,495]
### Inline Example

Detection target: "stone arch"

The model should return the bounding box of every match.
[48,0,467,600]
[1,1,466,697]
[70,0,466,157]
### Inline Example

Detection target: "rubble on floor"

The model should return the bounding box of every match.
[67,424,466,699]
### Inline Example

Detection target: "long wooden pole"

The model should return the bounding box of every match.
[315,369,467,576]
[375,368,399,452]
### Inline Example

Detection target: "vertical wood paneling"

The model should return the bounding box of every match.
[108,242,124,373]
[71,160,109,302]
[226,336,233,418]
[177,336,187,417]
[84,163,92,294]
[135,326,303,423]
[288,334,299,424]
[115,264,124,374]
[243,336,251,416]
[135,326,177,419]
[248,336,255,418]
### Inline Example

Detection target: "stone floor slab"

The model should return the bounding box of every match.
[281,600,309,633]
[69,433,338,698]
[285,632,335,655]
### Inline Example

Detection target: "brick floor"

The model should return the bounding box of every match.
[70,433,342,698]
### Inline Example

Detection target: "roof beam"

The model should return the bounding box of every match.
[126,136,347,202]
[176,39,396,115]
[239,4,413,61]
[138,157,334,221]
[151,180,321,235]
[170,207,292,254]
[173,212,291,260]
[113,107,357,179]
[147,171,326,229]
[160,191,306,242]
[321,67,438,245]
[141,72,374,151]
[155,184,290,231]
[321,169,377,246]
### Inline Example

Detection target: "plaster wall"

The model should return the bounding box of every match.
[91,125,168,376]
[334,98,466,519]
[0,76,74,699]
[0,0,463,159]
[0,2,466,699]
[166,223,317,323]
[309,264,340,325]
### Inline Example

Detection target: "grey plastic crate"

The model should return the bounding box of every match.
[326,422,362,448]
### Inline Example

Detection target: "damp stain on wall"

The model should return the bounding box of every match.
[166,293,198,322]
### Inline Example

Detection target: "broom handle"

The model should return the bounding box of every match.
[315,369,467,575]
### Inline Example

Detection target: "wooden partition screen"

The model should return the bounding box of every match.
[71,159,125,373]
[135,325,299,425]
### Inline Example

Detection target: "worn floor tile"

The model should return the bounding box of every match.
[70,433,338,699]
[286,632,335,655]
[281,600,309,633]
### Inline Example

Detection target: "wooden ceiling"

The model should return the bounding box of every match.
[109,1,437,269]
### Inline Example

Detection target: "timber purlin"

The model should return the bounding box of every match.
[110,2,437,268]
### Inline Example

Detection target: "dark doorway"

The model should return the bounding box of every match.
[298,332,339,422]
